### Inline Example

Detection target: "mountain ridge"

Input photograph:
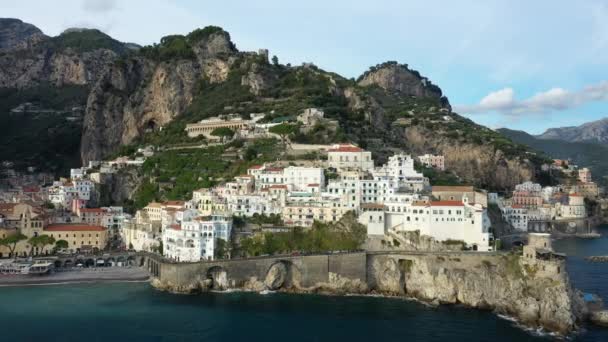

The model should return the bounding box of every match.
[537,117,608,145]
[1,18,550,191]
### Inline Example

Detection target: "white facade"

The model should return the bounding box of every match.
[162,214,232,262]
[283,166,325,191]
[418,154,445,171]
[386,198,492,251]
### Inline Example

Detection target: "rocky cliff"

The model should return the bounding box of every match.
[369,253,586,335]
[0,18,46,51]
[80,29,238,162]
[0,19,127,88]
[357,61,449,108]
[149,251,586,335]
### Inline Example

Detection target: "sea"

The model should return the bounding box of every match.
[0,228,607,341]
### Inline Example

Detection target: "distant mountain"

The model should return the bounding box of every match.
[499,128,608,184]
[537,117,608,145]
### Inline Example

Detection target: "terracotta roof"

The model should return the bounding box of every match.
[570,193,583,197]
[80,208,105,213]
[169,224,181,230]
[432,186,474,192]
[328,145,363,152]
[265,167,284,172]
[361,203,385,210]
[163,200,185,206]
[44,224,106,232]
[270,184,288,189]
[430,201,464,207]
[248,165,264,170]
[307,183,320,186]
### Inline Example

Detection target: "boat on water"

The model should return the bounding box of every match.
[0,261,54,275]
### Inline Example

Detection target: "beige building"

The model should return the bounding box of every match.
[431,186,488,207]
[327,144,374,171]
[282,201,349,227]
[185,116,249,139]
[43,224,109,253]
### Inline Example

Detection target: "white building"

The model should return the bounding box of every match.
[327,144,374,171]
[372,153,429,192]
[162,214,232,262]
[418,154,445,171]
[283,166,325,191]
[501,205,529,231]
[559,194,586,219]
[70,168,86,180]
[385,197,492,251]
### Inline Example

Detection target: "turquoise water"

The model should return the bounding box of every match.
[0,230,606,341]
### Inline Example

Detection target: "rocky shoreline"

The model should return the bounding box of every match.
[148,252,590,336]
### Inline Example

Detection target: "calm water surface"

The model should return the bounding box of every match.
[0,228,606,342]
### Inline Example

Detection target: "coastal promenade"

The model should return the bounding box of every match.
[0,267,150,286]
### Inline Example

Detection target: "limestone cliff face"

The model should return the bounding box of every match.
[402,126,535,190]
[0,18,46,52]
[369,254,586,334]
[357,62,449,108]
[80,31,237,163]
[0,20,122,88]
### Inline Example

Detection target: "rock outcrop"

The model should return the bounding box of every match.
[0,20,125,88]
[369,254,586,334]
[357,62,450,108]
[80,30,239,163]
[0,18,47,51]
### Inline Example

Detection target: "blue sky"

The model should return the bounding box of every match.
[5,0,608,134]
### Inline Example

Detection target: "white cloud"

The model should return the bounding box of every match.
[454,81,608,116]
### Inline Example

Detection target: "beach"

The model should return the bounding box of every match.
[0,267,150,286]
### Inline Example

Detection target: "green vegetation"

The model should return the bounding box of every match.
[210,127,235,143]
[126,138,281,211]
[504,253,524,279]
[0,233,27,257]
[238,215,366,257]
[50,29,127,54]
[246,213,283,228]
[214,238,230,260]
[28,235,56,256]
[139,34,195,61]
[0,84,87,173]
[499,128,608,186]
[53,239,69,253]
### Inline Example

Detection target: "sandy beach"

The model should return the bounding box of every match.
[0,267,150,286]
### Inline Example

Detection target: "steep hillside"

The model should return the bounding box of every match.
[0,18,132,173]
[0,19,550,191]
[499,128,608,184]
[537,117,608,145]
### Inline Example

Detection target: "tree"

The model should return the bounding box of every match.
[210,127,235,143]
[28,235,55,256]
[269,123,296,147]
[0,233,27,258]
[54,240,69,253]
[215,238,230,259]
[271,55,279,66]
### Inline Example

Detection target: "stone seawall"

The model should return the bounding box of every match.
[147,251,585,335]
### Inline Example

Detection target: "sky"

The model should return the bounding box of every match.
[4,0,608,134]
